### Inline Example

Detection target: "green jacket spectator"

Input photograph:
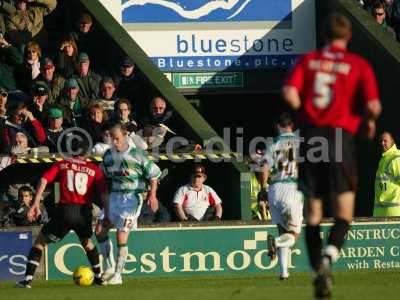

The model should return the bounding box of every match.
[57,78,91,127]
[372,1,397,39]
[5,0,57,38]
[0,1,16,33]
[0,39,23,91]
[72,52,101,100]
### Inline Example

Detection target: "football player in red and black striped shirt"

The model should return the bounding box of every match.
[16,141,108,288]
[283,13,381,298]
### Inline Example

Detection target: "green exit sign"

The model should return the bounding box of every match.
[172,72,243,89]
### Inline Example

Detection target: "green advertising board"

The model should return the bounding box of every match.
[172,72,243,89]
[46,222,400,280]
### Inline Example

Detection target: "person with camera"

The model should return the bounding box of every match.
[173,164,223,222]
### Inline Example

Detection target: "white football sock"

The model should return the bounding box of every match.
[275,233,295,248]
[99,238,115,271]
[278,247,289,278]
[115,245,128,275]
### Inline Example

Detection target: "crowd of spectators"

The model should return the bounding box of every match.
[0,0,223,226]
[0,0,181,158]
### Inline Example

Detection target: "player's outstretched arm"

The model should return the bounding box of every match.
[28,178,48,222]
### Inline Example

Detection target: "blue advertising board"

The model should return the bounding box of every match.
[100,0,316,72]
[0,232,32,281]
[121,0,292,23]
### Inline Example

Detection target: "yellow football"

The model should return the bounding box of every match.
[72,266,94,286]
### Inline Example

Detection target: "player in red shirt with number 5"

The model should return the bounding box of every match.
[16,141,108,288]
[283,14,381,299]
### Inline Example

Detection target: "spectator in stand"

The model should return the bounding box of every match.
[139,96,176,149]
[2,101,46,153]
[1,182,34,224]
[389,0,400,39]
[13,186,48,226]
[0,87,8,121]
[372,1,397,38]
[0,35,23,92]
[69,12,104,72]
[0,87,8,153]
[362,0,374,11]
[57,35,78,79]
[5,0,57,50]
[82,103,108,145]
[73,52,101,100]
[98,77,118,117]
[0,185,48,227]
[113,99,138,133]
[114,57,143,106]
[99,77,117,100]
[17,41,41,92]
[383,0,395,19]
[27,82,50,126]
[10,131,30,155]
[44,106,66,153]
[113,99,148,150]
[173,164,223,221]
[363,0,394,17]
[92,123,112,156]
[58,78,91,127]
[9,126,48,156]
[34,57,65,104]
[0,2,16,35]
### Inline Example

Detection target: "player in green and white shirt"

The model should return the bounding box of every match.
[257,113,303,281]
[95,123,161,285]
[101,143,161,194]
[264,131,299,185]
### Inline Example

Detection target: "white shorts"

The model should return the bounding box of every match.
[268,183,303,234]
[105,192,143,232]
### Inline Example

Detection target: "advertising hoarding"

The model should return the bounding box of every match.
[0,232,32,281]
[99,0,316,72]
[47,222,400,279]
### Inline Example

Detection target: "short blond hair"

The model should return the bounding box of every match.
[324,13,352,41]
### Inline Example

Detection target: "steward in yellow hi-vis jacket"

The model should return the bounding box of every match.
[374,132,400,217]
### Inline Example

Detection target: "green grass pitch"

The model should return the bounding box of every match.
[1,270,399,300]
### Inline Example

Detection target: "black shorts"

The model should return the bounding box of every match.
[42,204,93,243]
[299,127,357,200]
